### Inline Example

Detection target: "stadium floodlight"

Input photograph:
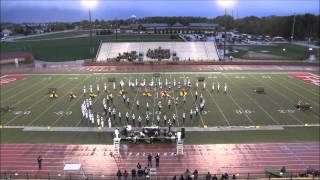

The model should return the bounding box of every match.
[81,0,98,8]
[216,0,236,8]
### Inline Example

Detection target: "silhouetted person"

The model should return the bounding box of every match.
[193,169,199,180]
[147,153,152,167]
[179,175,185,180]
[116,169,122,180]
[206,172,212,180]
[172,175,177,180]
[137,162,142,170]
[131,169,137,180]
[37,156,43,169]
[155,153,160,167]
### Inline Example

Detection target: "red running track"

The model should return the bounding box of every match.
[1,143,319,179]
[0,64,319,73]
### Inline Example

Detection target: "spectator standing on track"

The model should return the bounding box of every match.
[137,162,142,170]
[212,174,218,180]
[123,170,129,180]
[147,153,152,167]
[193,169,199,180]
[155,153,160,167]
[116,169,122,180]
[179,175,185,180]
[172,175,177,180]
[205,172,212,180]
[37,156,43,169]
[131,169,137,180]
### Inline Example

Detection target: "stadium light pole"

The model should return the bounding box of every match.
[217,0,236,60]
[82,0,98,60]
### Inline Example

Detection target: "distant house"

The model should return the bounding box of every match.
[1,29,12,37]
[126,22,218,34]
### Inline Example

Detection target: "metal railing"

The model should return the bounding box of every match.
[1,171,319,180]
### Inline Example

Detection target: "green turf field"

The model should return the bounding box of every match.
[1,72,319,129]
[1,34,182,61]
[227,43,319,60]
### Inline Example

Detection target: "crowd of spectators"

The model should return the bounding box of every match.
[146,47,171,60]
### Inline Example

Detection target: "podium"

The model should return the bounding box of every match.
[63,163,86,179]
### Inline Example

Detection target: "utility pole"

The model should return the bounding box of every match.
[223,8,227,60]
[290,13,296,42]
[89,8,93,59]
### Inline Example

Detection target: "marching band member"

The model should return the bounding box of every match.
[96,84,100,93]
[196,82,199,89]
[113,82,116,90]
[132,113,136,126]
[108,117,112,128]
[118,112,122,122]
[136,100,140,110]
[89,85,93,93]
[182,112,186,125]
[101,118,105,128]
[83,85,87,96]
[126,97,130,106]
[172,114,177,125]
[156,115,160,126]
[146,102,149,111]
[163,115,167,126]
[146,114,150,126]
[224,83,228,94]
[195,91,198,100]
[138,116,142,127]
[212,81,215,92]
[217,82,220,93]
[104,83,107,92]
[203,81,206,90]
[126,112,129,124]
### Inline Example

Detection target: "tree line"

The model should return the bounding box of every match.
[2,14,318,40]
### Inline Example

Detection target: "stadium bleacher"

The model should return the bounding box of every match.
[96,42,220,62]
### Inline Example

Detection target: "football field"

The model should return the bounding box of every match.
[1,71,319,129]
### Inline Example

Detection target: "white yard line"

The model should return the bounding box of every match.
[1,78,46,103]
[4,77,66,126]
[52,75,92,126]
[182,73,206,127]
[279,74,320,97]
[269,75,319,107]
[130,75,144,114]
[267,77,320,120]
[224,75,280,125]
[170,74,180,126]
[27,78,85,126]
[205,87,255,126]
[250,74,304,124]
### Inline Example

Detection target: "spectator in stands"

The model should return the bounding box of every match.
[212,174,218,180]
[179,175,185,180]
[116,169,122,180]
[137,162,142,169]
[147,153,152,167]
[184,169,191,178]
[193,169,199,180]
[131,169,137,180]
[281,166,287,174]
[123,170,129,180]
[155,153,160,167]
[37,156,43,169]
[144,167,149,176]
[206,172,212,180]
[137,168,144,178]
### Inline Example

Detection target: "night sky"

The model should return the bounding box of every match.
[1,0,319,23]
